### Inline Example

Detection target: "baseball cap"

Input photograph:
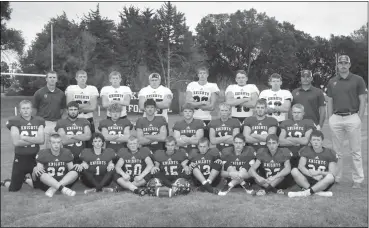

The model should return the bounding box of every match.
[338,55,350,63]
[149,73,161,80]
[301,70,312,77]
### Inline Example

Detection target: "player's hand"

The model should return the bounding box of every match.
[151,167,160,174]
[316,125,321,131]
[134,175,143,182]
[73,164,83,172]
[214,159,223,165]
[313,175,323,181]
[33,165,45,177]
[121,172,130,181]
[183,166,191,175]
[266,107,275,115]
[229,172,240,180]
[81,162,89,170]
[107,163,115,172]
[189,162,197,170]
[267,175,276,182]
[257,177,267,185]
[309,169,319,177]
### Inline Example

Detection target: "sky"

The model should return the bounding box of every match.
[3,1,368,63]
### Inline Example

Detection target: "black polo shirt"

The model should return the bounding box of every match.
[33,86,66,121]
[327,73,366,113]
[292,86,325,125]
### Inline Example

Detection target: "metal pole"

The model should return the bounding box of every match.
[51,24,53,71]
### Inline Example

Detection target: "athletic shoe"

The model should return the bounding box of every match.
[0,179,11,187]
[218,185,232,196]
[276,189,285,195]
[84,188,97,194]
[212,188,219,195]
[61,187,76,196]
[102,187,114,193]
[352,183,361,189]
[133,187,147,196]
[113,186,123,192]
[255,189,266,196]
[315,191,333,197]
[45,187,58,198]
[288,190,310,198]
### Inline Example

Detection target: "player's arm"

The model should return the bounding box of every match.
[320,161,337,177]
[138,95,146,111]
[181,159,190,168]
[241,92,259,108]
[274,99,291,113]
[185,91,202,108]
[318,105,326,129]
[249,159,265,181]
[21,125,45,145]
[101,94,111,109]
[288,129,313,145]
[71,125,92,141]
[121,93,131,106]
[10,127,34,147]
[146,125,167,142]
[138,156,154,178]
[209,128,230,144]
[273,160,291,178]
[298,156,313,177]
[136,128,153,145]
[202,92,218,111]
[115,126,131,143]
[101,127,119,142]
[66,161,75,171]
[187,129,204,145]
[65,87,74,105]
[278,129,297,146]
[115,158,126,176]
[57,128,78,145]
[223,128,239,144]
[156,94,173,109]
[79,95,98,113]
[244,126,261,144]
[225,91,249,106]
[254,126,278,142]
[173,130,188,147]
[358,94,367,120]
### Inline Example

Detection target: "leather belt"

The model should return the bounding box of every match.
[335,112,355,116]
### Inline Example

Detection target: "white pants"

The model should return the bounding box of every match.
[41,121,57,149]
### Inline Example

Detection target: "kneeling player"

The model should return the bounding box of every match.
[188,138,222,194]
[32,133,79,197]
[218,134,257,196]
[149,136,192,197]
[288,130,337,197]
[114,136,154,196]
[80,133,116,194]
[249,134,292,196]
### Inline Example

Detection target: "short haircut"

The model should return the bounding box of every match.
[109,71,121,80]
[310,130,325,141]
[233,133,245,142]
[198,137,210,145]
[197,66,209,74]
[46,71,57,78]
[75,70,87,77]
[108,103,123,113]
[269,73,282,81]
[292,103,305,111]
[255,99,267,107]
[219,102,231,110]
[19,100,33,109]
[182,103,194,111]
[128,136,138,142]
[165,136,177,144]
[266,134,279,143]
[67,101,79,109]
[91,132,105,143]
[50,133,61,141]
[144,99,157,108]
[235,70,247,76]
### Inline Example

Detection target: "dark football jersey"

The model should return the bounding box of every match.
[299,146,338,173]
[221,146,256,171]
[117,147,151,177]
[6,116,45,155]
[280,119,316,156]
[188,148,221,178]
[98,118,132,152]
[55,118,90,158]
[256,147,292,178]
[136,116,168,152]
[153,149,188,177]
[208,118,241,151]
[36,148,74,181]
[80,148,116,176]
[243,116,278,151]
[172,119,205,151]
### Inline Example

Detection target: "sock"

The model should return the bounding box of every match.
[202,180,208,185]
[228,182,234,188]
[266,185,277,193]
[309,187,315,195]
[240,181,246,189]
[58,185,65,192]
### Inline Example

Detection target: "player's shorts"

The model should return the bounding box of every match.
[8,153,37,192]
[113,172,152,183]
[303,173,334,191]
[80,171,114,188]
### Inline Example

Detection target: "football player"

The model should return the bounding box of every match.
[149,136,192,197]
[243,99,278,151]
[218,134,256,196]
[65,70,99,148]
[225,70,259,124]
[173,103,204,154]
[55,101,91,169]
[136,99,168,152]
[186,66,220,138]
[31,133,79,197]
[1,100,45,192]
[138,73,173,122]
[98,103,132,152]
[80,133,116,194]
[188,138,222,194]
[208,103,241,151]
[114,136,154,196]
[100,71,132,119]
[259,73,293,135]
[249,134,292,196]
[288,130,337,197]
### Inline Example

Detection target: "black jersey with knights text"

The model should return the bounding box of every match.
[153,149,188,177]
[221,146,257,171]
[299,146,338,173]
[189,148,221,178]
[208,118,241,151]
[256,147,292,178]
[98,118,132,151]
[172,119,205,152]
[243,116,278,151]
[80,148,116,176]
[117,147,152,178]
[36,148,74,181]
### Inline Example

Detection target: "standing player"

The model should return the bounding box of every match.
[225,70,259,124]
[114,136,154,196]
[136,99,168,152]
[208,103,241,151]
[98,103,132,152]
[138,73,173,122]
[249,134,292,196]
[288,130,337,197]
[31,133,79,197]
[65,70,99,148]
[259,73,293,135]
[186,66,220,138]
[100,71,132,119]
[243,99,278,151]
[173,103,204,154]
[80,133,116,194]
[55,101,91,167]
[218,134,257,196]
[188,138,222,194]
[1,100,45,192]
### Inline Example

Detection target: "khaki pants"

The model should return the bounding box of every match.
[41,121,57,149]
[328,113,364,183]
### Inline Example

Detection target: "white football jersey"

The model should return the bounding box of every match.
[225,84,260,118]
[65,85,99,119]
[100,86,132,117]
[186,81,220,121]
[138,85,173,121]
[259,89,293,122]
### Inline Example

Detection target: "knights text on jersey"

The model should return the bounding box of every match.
[100,86,132,117]
[208,118,241,151]
[243,116,278,150]
[80,148,116,176]
[259,89,293,122]
[225,84,260,118]
[172,119,205,150]
[117,147,151,177]
[65,85,99,119]
[98,118,132,151]
[299,146,338,173]
[36,148,74,181]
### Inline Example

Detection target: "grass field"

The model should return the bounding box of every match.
[1,96,368,227]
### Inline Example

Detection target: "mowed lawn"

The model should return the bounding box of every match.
[1,96,368,227]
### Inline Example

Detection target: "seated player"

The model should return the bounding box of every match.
[1,100,45,192]
[188,138,222,194]
[173,103,204,154]
[114,136,154,196]
[149,136,192,197]
[98,103,132,153]
[208,103,241,151]
[79,133,116,194]
[243,99,278,151]
[31,133,79,197]
[288,130,337,197]
[249,134,292,196]
[136,99,168,152]
[218,134,257,196]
